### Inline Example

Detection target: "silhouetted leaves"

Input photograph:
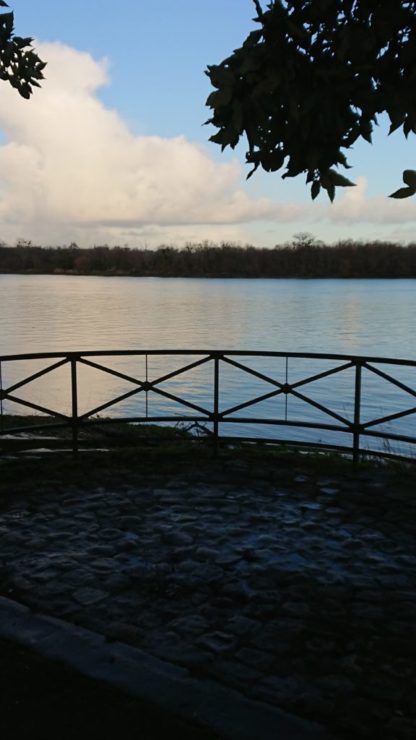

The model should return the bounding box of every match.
[206,0,416,201]
[0,2,46,99]
[403,170,416,188]
[389,170,416,198]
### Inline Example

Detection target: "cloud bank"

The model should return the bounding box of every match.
[324,177,416,225]
[0,42,303,246]
[1,41,416,247]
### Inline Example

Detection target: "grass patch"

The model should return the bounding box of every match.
[1,415,415,502]
[1,433,415,504]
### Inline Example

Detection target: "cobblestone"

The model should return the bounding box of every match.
[1,463,416,739]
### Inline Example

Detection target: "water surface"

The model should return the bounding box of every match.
[1,275,415,454]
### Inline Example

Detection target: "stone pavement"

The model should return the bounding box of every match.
[1,456,415,739]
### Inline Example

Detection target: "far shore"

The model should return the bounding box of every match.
[1,240,416,279]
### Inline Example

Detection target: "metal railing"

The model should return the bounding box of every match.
[1,349,415,461]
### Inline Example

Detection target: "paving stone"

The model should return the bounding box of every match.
[88,544,118,557]
[72,587,109,606]
[161,531,194,546]
[2,467,416,739]
[221,580,256,602]
[197,631,237,654]
[215,552,242,566]
[237,646,276,672]
[226,615,261,637]
[167,614,209,636]
[90,558,117,573]
[194,546,219,561]
[300,501,322,511]
[30,568,60,584]
[102,573,132,591]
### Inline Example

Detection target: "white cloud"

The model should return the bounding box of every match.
[0,41,303,246]
[2,41,415,247]
[323,176,416,225]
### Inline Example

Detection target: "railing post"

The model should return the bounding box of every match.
[213,353,220,454]
[0,361,3,433]
[353,360,362,465]
[70,357,79,453]
[145,353,149,419]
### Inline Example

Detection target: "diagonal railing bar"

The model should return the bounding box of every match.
[78,357,211,420]
[78,386,145,421]
[364,362,416,398]
[222,356,351,426]
[287,387,352,426]
[77,356,212,420]
[220,387,285,417]
[149,385,212,416]
[78,357,146,388]
[361,405,416,429]
[220,362,355,420]
[289,361,355,392]
[79,356,210,390]
[3,358,69,395]
[2,392,69,420]
[221,356,287,389]
[1,350,415,461]
[222,356,354,394]
[147,355,212,387]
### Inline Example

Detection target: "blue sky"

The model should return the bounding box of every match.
[1,0,416,247]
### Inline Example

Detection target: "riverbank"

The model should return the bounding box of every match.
[1,447,415,739]
[2,241,416,278]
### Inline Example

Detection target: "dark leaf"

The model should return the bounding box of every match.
[328,170,356,187]
[311,181,320,200]
[205,0,416,193]
[206,88,233,108]
[246,162,260,179]
[325,183,336,202]
[403,170,416,187]
[389,186,416,199]
[209,127,238,150]
[231,101,243,133]
[206,64,235,89]
[360,121,373,144]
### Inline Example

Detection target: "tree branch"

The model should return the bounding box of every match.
[252,0,264,19]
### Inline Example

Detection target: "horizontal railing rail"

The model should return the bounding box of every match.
[0,350,415,462]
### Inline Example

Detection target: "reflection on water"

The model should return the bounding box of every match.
[1,274,415,357]
[0,275,415,454]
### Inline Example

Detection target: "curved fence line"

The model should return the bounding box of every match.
[1,350,415,461]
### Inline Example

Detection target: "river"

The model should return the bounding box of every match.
[0,274,415,454]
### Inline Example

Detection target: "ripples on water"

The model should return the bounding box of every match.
[0,274,415,454]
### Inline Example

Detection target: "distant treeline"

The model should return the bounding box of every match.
[1,238,416,278]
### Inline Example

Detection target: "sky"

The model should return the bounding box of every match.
[1,0,416,248]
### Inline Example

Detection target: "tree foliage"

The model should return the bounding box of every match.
[1,240,416,278]
[0,1,45,99]
[205,0,416,200]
